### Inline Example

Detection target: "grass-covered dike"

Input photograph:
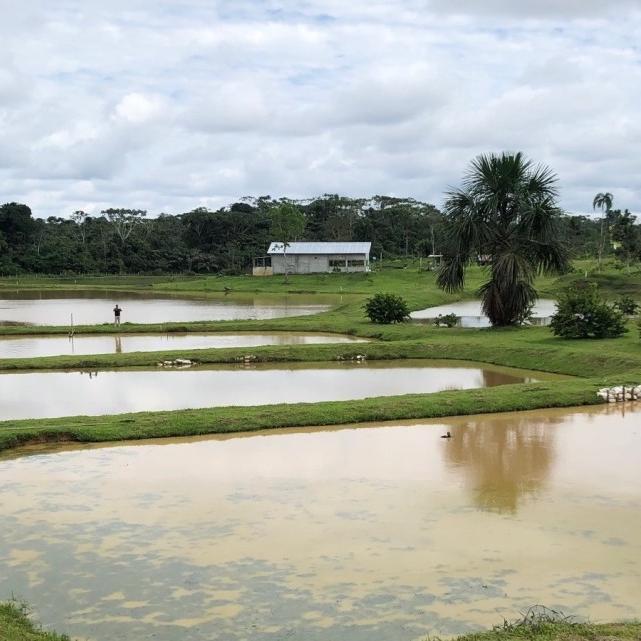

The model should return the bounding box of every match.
[454,610,641,641]
[0,378,608,454]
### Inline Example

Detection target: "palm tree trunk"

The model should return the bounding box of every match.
[598,217,605,270]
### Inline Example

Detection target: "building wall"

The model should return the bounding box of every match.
[271,253,368,275]
[252,265,273,276]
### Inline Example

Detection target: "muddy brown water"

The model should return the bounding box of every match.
[0,332,367,358]
[0,404,639,640]
[0,290,343,325]
[0,360,555,421]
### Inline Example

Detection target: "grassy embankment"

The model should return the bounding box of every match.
[0,602,69,641]
[0,379,607,454]
[454,619,641,641]
[1,601,639,641]
[1,262,641,454]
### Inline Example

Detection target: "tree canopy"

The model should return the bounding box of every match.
[0,195,445,275]
[0,188,636,277]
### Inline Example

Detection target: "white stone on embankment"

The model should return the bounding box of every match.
[597,385,641,403]
[157,358,195,368]
[336,353,367,362]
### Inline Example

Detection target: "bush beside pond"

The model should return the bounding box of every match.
[550,283,627,339]
[364,293,410,324]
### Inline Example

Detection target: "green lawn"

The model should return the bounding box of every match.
[456,620,641,641]
[1,326,640,375]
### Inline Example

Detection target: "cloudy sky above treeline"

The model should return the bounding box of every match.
[1,0,639,218]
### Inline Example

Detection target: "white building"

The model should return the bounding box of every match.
[254,242,372,276]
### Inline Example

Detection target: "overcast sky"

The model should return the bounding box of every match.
[1,0,640,219]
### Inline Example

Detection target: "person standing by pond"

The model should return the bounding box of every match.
[113,304,122,326]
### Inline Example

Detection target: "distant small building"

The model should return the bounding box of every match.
[254,242,372,276]
[425,254,443,270]
[252,255,273,277]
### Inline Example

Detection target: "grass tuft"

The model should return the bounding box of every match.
[0,601,69,641]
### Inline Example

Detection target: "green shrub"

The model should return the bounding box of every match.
[515,302,535,326]
[613,295,640,315]
[550,283,627,339]
[433,313,459,327]
[364,293,410,324]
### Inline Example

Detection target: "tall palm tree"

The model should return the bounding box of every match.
[593,192,613,213]
[593,192,613,269]
[437,152,568,327]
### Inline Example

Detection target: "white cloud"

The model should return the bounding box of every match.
[114,93,165,124]
[0,0,639,218]
[427,0,641,18]
[185,81,270,133]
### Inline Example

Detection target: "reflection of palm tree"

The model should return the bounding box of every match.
[481,369,518,388]
[444,414,561,513]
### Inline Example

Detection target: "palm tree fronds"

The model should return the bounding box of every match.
[438,152,568,326]
[593,192,613,212]
[437,255,467,293]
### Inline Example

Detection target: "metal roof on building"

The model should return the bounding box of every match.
[268,242,371,255]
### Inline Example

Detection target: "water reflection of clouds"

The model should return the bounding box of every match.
[1,406,640,640]
[411,299,557,328]
[0,363,532,420]
[0,332,366,358]
[0,291,336,326]
[0,526,494,639]
[2,515,636,641]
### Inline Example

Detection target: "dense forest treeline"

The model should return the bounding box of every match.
[0,195,637,275]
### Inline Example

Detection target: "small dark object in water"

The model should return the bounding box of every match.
[441,431,452,439]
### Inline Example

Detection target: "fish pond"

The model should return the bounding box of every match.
[0,290,344,326]
[0,332,367,359]
[0,404,639,641]
[411,299,557,327]
[0,360,554,420]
